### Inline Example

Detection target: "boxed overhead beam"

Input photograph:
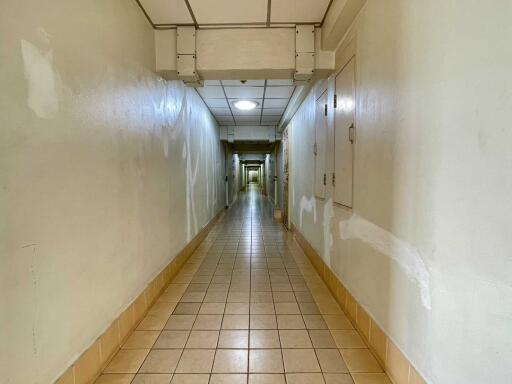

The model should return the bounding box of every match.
[176,26,201,86]
[197,28,295,80]
[294,25,315,84]
[220,126,279,142]
[321,0,366,50]
[155,28,333,81]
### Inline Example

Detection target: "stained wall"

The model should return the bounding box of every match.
[287,1,512,383]
[0,1,225,383]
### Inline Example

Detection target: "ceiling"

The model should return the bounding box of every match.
[137,0,333,27]
[196,80,296,126]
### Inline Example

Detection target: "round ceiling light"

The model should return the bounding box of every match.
[233,100,258,111]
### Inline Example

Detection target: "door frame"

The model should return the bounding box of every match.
[282,126,291,229]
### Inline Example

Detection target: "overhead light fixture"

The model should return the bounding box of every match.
[233,100,258,111]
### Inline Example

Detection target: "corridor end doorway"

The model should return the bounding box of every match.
[224,140,285,227]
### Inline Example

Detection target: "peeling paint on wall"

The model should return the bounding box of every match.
[21,39,59,119]
[322,198,334,264]
[299,195,317,228]
[339,215,431,309]
[2,4,226,383]
[161,126,169,158]
[185,110,200,242]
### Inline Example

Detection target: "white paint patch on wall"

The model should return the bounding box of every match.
[185,124,200,242]
[339,214,431,309]
[21,39,59,119]
[161,126,169,158]
[3,5,225,383]
[322,198,334,265]
[299,195,317,228]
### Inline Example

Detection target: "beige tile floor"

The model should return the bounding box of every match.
[96,186,391,384]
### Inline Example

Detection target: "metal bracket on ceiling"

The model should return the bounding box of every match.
[177,26,203,87]
[294,25,315,85]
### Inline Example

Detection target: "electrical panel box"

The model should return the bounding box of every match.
[177,26,200,86]
[177,26,196,54]
[294,25,315,84]
[296,25,315,52]
[177,55,198,81]
[333,58,355,208]
[314,91,328,199]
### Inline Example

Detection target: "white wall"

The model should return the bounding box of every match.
[230,153,240,204]
[0,1,225,383]
[265,154,275,201]
[276,142,285,210]
[288,1,512,383]
[223,146,240,205]
[239,162,245,192]
[248,170,259,183]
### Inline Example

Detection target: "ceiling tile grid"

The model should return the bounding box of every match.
[136,1,321,125]
[270,0,332,23]
[139,0,332,26]
[188,0,268,24]
[224,86,264,99]
[195,79,296,127]
[139,0,193,25]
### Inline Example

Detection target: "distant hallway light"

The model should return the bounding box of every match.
[233,100,258,111]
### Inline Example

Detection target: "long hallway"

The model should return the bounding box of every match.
[95,188,386,384]
[4,1,512,383]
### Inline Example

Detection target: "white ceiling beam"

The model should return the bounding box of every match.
[176,26,201,86]
[155,29,177,79]
[294,25,315,84]
[321,0,366,50]
[220,126,279,142]
[155,27,333,81]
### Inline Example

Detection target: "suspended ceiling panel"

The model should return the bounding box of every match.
[139,0,193,25]
[224,87,265,99]
[232,108,262,116]
[138,0,331,26]
[189,0,268,24]
[197,86,225,99]
[197,80,297,126]
[205,99,229,108]
[265,86,294,98]
[263,99,289,108]
[262,108,284,115]
[270,0,332,23]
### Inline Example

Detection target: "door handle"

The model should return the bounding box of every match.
[349,123,355,143]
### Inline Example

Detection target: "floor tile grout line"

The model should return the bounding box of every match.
[176,226,218,377]
[206,229,223,384]
[177,220,218,378]
[103,188,371,382]
[131,231,211,379]
[246,196,252,382]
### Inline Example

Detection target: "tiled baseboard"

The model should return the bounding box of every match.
[55,209,224,384]
[291,224,427,384]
